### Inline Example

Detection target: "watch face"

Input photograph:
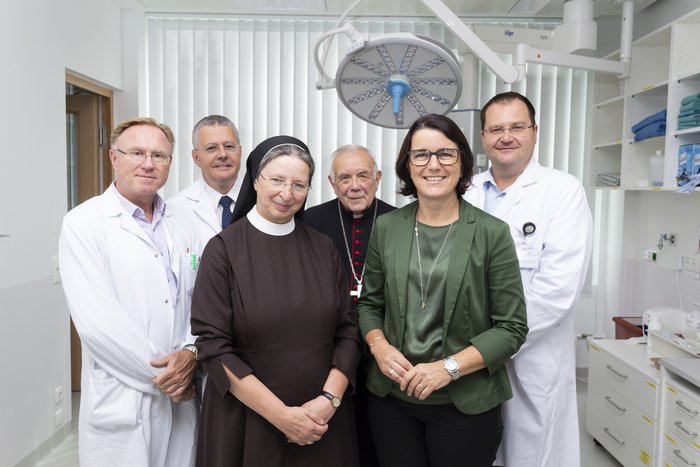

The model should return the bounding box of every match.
[445,358,458,372]
[331,398,341,408]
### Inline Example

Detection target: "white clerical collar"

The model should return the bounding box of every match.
[247,204,295,236]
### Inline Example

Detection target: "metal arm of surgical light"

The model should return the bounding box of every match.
[314,0,636,129]
[422,0,633,82]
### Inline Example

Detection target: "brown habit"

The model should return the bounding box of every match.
[191,217,361,467]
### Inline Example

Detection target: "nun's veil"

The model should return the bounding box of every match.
[230,135,311,224]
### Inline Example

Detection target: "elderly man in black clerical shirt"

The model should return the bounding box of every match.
[304,144,395,467]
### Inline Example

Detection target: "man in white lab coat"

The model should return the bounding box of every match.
[168,115,242,240]
[464,92,593,467]
[59,118,201,467]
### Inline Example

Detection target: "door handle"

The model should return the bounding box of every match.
[603,427,625,446]
[675,421,698,437]
[604,396,627,414]
[605,364,628,380]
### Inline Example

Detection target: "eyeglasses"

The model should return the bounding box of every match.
[482,124,534,137]
[408,148,460,166]
[200,143,240,155]
[334,173,373,186]
[259,173,310,194]
[115,148,172,164]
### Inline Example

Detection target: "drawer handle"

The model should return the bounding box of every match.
[605,364,628,380]
[603,427,625,446]
[673,449,697,466]
[675,421,698,437]
[676,400,699,415]
[604,396,627,413]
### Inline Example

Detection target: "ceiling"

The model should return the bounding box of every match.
[138,0,657,20]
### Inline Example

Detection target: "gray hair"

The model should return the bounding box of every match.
[258,144,315,184]
[328,144,378,178]
[192,115,240,148]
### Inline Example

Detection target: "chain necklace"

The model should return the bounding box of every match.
[414,218,454,310]
[338,199,379,297]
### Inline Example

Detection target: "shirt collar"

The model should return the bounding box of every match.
[338,198,376,219]
[201,178,238,212]
[247,204,295,236]
[111,182,165,220]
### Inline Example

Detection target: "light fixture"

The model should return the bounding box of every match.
[335,33,462,129]
[315,0,636,129]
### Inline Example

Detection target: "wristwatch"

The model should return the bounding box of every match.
[321,391,341,409]
[443,356,460,381]
[183,344,199,361]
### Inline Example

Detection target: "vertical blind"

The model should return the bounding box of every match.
[147,15,589,207]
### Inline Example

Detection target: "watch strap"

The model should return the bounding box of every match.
[321,390,341,408]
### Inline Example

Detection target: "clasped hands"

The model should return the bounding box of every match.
[279,395,337,447]
[370,339,452,400]
[150,349,197,403]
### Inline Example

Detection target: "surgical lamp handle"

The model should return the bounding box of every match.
[314,23,366,90]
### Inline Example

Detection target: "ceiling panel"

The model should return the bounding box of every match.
[139,0,657,19]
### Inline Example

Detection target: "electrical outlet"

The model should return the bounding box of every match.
[54,408,64,427]
[642,249,658,262]
[682,255,700,274]
[54,386,64,404]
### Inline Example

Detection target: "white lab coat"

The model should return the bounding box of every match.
[59,186,202,467]
[168,178,240,243]
[464,159,593,467]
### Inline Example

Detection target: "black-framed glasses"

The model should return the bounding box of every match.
[259,173,310,194]
[482,124,534,137]
[200,143,240,155]
[115,148,172,164]
[408,148,460,166]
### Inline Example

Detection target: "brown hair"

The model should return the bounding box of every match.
[395,114,474,197]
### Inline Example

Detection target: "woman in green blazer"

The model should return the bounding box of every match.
[357,114,528,467]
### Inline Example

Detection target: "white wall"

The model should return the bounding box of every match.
[591,0,700,340]
[0,1,143,465]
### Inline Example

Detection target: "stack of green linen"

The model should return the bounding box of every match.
[678,93,700,130]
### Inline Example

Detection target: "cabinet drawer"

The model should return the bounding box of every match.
[587,404,655,466]
[589,343,658,415]
[589,375,656,448]
[666,400,700,453]
[663,429,700,467]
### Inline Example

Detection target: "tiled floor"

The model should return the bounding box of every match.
[31,374,622,467]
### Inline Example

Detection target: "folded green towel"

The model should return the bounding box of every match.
[678,114,700,124]
[677,123,700,130]
[681,93,700,105]
[680,101,700,113]
[679,108,700,118]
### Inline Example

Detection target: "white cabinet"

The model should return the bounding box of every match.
[659,359,700,467]
[591,7,700,190]
[587,339,660,466]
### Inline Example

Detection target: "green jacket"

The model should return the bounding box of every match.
[358,199,528,414]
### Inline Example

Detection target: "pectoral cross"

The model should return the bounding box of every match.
[350,284,362,298]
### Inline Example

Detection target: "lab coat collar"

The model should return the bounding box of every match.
[490,158,541,217]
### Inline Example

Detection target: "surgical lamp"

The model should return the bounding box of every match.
[314,0,636,129]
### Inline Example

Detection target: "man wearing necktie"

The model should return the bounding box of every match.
[169,115,243,238]
[168,115,243,405]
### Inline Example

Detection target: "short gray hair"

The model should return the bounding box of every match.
[192,115,240,148]
[328,144,378,178]
[258,144,315,184]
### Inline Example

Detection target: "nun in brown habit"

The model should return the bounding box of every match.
[191,135,361,467]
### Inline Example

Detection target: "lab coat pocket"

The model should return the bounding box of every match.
[87,367,142,431]
[512,341,560,389]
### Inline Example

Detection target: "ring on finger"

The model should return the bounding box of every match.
[389,368,395,376]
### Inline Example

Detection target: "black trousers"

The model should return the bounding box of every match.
[368,394,502,467]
